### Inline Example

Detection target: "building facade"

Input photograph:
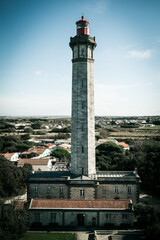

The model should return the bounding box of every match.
[27,170,139,204]
[29,199,133,228]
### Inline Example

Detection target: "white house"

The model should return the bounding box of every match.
[1,153,19,162]
[45,143,56,150]
[32,148,51,159]
[118,142,130,151]
[54,139,71,145]
[18,158,53,171]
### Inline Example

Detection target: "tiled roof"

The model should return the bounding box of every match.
[22,148,48,155]
[3,153,15,158]
[30,199,130,210]
[59,144,71,148]
[45,143,55,147]
[18,158,49,166]
[118,142,129,148]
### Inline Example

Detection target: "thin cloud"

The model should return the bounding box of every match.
[156,73,160,80]
[84,0,109,14]
[94,0,108,14]
[128,49,152,59]
[35,71,42,76]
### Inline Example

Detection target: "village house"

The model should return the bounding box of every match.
[18,158,53,171]
[57,144,71,153]
[21,147,51,159]
[28,139,42,144]
[0,152,19,163]
[97,139,118,145]
[45,143,56,150]
[33,148,51,159]
[118,142,130,151]
[54,139,71,145]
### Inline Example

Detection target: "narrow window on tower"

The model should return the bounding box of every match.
[81,79,84,87]
[91,47,93,58]
[82,101,84,109]
[82,145,84,153]
[81,124,84,131]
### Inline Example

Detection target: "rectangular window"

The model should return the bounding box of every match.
[115,186,119,194]
[106,213,111,220]
[80,189,85,198]
[82,145,84,153]
[34,212,40,222]
[128,186,132,194]
[51,213,56,222]
[35,186,38,193]
[92,217,96,226]
[102,187,106,195]
[82,80,84,87]
[60,186,63,194]
[122,214,128,220]
[81,124,84,131]
[59,186,64,199]
[47,187,51,194]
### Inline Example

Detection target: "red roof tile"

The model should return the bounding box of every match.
[119,142,129,148]
[45,143,55,147]
[30,199,130,210]
[4,153,15,158]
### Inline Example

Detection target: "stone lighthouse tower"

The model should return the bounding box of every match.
[70,16,97,176]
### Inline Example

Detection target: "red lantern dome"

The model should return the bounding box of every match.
[76,16,90,35]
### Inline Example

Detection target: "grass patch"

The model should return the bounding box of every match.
[21,232,76,240]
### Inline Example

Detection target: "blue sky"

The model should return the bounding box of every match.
[0,0,160,116]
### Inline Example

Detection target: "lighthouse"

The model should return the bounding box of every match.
[70,16,97,176]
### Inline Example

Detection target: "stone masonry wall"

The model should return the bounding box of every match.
[71,59,96,176]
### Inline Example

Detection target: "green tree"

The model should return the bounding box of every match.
[99,128,110,138]
[31,122,41,129]
[134,204,160,240]
[131,141,160,197]
[0,156,32,198]
[0,200,28,240]
[21,134,30,140]
[96,142,134,171]
[24,127,33,133]
[0,121,15,130]
[54,133,70,140]
[15,143,31,152]
[51,148,71,161]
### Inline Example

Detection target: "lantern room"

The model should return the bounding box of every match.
[76,16,90,35]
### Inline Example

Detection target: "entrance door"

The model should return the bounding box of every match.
[77,214,85,226]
